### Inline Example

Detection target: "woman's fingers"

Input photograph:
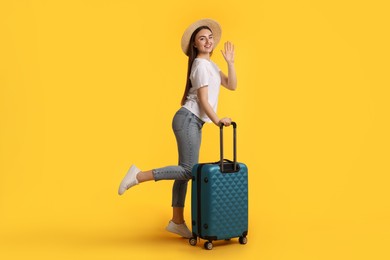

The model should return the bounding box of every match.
[224,41,234,54]
[225,41,230,52]
[220,49,226,58]
[220,117,232,126]
[221,42,235,63]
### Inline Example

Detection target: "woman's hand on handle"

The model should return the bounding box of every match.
[218,117,232,127]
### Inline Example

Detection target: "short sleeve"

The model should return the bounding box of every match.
[190,63,209,90]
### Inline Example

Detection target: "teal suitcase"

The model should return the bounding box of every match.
[189,122,248,250]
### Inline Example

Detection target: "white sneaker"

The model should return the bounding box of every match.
[118,164,141,195]
[165,220,192,238]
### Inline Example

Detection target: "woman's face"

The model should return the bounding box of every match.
[193,28,214,55]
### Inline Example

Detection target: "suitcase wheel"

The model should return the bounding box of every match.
[204,241,213,250]
[239,236,248,245]
[189,237,197,246]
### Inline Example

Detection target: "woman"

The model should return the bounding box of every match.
[118,18,237,238]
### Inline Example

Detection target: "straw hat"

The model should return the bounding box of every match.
[181,18,222,56]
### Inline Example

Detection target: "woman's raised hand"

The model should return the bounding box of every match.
[221,41,235,65]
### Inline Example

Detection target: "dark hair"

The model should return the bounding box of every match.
[181,26,213,106]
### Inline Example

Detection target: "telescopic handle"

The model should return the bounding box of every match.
[219,122,237,172]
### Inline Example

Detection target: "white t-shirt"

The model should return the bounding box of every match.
[183,58,221,123]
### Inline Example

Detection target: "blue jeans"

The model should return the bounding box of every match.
[152,107,204,207]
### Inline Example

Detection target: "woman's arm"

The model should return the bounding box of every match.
[197,86,231,126]
[220,41,237,91]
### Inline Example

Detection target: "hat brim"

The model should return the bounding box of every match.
[181,18,222,56]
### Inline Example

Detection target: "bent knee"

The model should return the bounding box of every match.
[182,167,193,180]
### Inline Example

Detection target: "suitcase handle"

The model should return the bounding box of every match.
[219,122,238,172]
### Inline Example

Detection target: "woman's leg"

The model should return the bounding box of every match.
[132,170,191,185]
[136,170,154,182]
[118,108,203,237]
[169,112,203,231]
[154,108,203,237]
[172,207,185,224]
[118,165,190,195]
[171,180,188,224]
